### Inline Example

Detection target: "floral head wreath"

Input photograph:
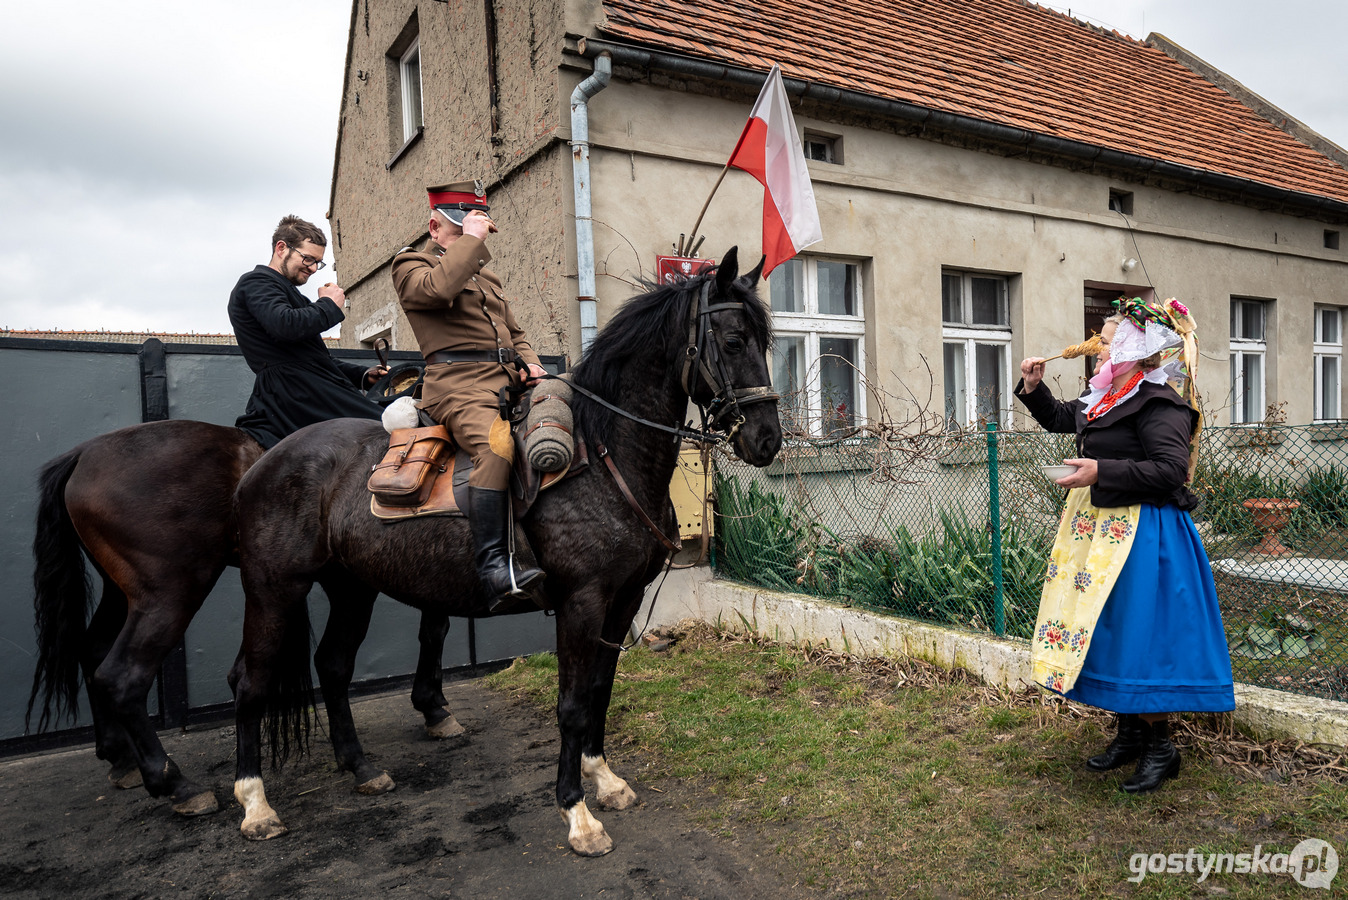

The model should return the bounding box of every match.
[1111,296,1203,480]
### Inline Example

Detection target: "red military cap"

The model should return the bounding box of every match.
[427,179,489,226]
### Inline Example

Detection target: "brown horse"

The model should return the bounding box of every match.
[28,420,461,815]
[228,248,781,855]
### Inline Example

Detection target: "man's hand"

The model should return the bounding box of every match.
[364,365,389,387]
[318,282,347,309]
[1020,357,1046,392]
[462,211,498,241]
[523,363,546,387]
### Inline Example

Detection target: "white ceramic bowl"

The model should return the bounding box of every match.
[1040,464,1080,481]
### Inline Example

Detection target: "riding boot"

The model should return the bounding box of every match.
[468,486,545,612]
[1085,713,1146,772]
[1121,719,1181,794]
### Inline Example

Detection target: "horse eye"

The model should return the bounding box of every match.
[724,336,745,354]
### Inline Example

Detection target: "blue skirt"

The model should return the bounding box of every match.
[1064,503,1236,713]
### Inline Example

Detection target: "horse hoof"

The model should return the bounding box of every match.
[570,829,614,857]
[426,714,465,739]
[108,765,143,790]
[583,754,636,810]
[241,815,288,841]
[596,782,637,811]
[356,772,396,795]
[172,791,219,817]
[560,800,614,857]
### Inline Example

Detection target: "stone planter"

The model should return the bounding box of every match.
[1242,498,1300,556]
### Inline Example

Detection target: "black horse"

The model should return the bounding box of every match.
[28,425,461,817]
[228,248,781,855]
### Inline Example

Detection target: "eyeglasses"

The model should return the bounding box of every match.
[285,244,327,271]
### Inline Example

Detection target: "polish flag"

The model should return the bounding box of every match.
[727,64,823,277]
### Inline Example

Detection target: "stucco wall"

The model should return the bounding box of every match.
[330,0,570,358]
[575,75,1348,426]
[328,11,1348,426]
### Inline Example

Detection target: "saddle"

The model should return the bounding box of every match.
[367,393,585,521]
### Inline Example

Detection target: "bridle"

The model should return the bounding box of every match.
[678,277,780,440]
[544,275,779,446]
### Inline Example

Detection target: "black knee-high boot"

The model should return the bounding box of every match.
[1122,719,1181,794]
[468,486,545,610]
[1085,713,1146,771]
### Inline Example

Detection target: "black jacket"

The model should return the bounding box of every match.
[1014,379,1199,511]
[228,265,380,448]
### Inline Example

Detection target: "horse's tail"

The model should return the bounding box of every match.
[27,448,92,733]
[264,599,316,769]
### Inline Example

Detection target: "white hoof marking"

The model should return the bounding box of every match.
[560,799,613,856]
[582,754,637,810]
[234,776,287,840]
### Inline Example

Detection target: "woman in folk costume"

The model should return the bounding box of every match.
[1015,297,1234,794]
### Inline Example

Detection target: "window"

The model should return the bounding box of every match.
[942,270,1012,429]
[1108,190,1134,216]
[803,132,840,164]
[399,38,424,143]
[1326,230,1341,251]
[1315,306,1342,420]
[768,257,865,436]
[1230,298,1267,424]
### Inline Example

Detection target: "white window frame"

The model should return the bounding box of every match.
[1230,298,1267,424]
[1314,305,1342,421]
[399,38,423,143]
[769,257,867,438]
[942,270,1013,429]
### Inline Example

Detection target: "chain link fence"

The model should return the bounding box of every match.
[713,423,1348,703]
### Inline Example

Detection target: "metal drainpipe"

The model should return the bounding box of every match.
[570,51,611,354]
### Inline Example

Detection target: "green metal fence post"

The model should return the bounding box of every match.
[987,423,1005,636]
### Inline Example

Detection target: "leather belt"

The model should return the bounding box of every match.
[425,348,517,365]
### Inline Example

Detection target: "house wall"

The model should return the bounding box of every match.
[575,76,1348,426]
[329,7,1348,426]
[330,0,573,361]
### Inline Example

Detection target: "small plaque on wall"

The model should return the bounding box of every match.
[655,255,716,285]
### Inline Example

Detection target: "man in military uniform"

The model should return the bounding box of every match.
[391,182,546,608]
[230,215,387,448]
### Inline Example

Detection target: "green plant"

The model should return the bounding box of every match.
[714,474,819,593]
[1229,611,1327,660]
[1298,466,1348,529]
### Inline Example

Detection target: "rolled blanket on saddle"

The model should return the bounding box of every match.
[525,379,574,472]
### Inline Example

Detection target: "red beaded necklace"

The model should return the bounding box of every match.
[1087,370,1145,420]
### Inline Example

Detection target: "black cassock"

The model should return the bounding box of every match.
[228,265,381,449]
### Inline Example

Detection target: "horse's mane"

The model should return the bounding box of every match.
[569,269,772,448]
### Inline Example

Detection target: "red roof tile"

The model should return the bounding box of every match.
[598,0,1348,204]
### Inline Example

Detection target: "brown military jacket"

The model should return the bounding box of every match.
[390,234,540,369]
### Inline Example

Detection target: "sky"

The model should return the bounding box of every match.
[2,1,1346,336]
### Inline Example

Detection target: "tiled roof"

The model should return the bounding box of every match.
[598,0,1348,204]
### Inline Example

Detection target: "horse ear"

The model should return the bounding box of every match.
[740,254,766,285]
[715,246,740,293]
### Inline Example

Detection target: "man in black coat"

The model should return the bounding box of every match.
[229,215,387,448]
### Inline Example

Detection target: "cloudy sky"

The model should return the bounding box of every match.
[2,0,1345,336]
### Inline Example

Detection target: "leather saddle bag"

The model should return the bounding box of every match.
[367,425,453,507]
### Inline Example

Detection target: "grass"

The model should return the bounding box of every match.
[487,625,1348,899]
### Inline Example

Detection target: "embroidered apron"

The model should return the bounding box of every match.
[1031,487,1141,694]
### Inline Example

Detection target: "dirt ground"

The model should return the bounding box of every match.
[0,675,800,900]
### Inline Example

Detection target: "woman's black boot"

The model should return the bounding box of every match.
[1085,713,1145,772]
[1122,719,1181,794]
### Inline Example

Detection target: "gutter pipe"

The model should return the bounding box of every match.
[570,51,612,354]
[574,37,1348,222]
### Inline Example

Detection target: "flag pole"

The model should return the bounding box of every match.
[684,163,731,252]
